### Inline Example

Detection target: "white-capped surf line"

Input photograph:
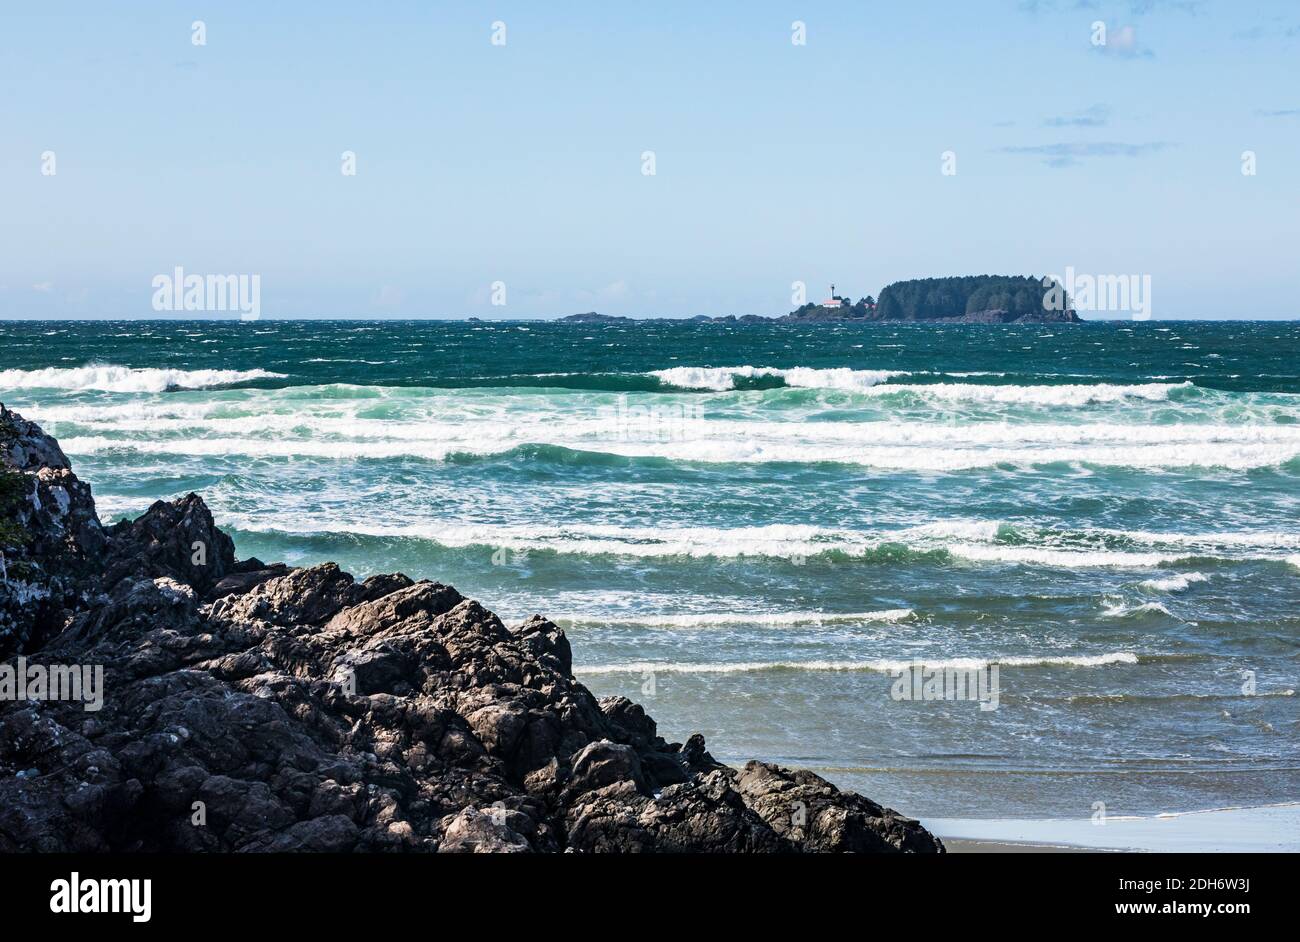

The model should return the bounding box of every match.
[648,366,1194,403]
[52,428,1300,471]
[1120,529,1300,549]
[0,364,284,393]
[39,393,1300,451]
[557,608,915,628]
[904,520,1300,552]
[649,365,908,391]
[575,652,1142,675]
[90,493,164,520]
[945,544,1188,568]
[1101,599,1175,619]
[201,516,1293,569]
[1140,573,1209,592]
[864,380,1193,406]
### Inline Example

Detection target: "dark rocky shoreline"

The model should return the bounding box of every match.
[0,404,942,853]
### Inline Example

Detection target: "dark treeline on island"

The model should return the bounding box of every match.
[559,275,1080,325]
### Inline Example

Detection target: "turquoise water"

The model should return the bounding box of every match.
[2,319,1298,822]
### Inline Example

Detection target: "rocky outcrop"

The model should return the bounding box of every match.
[0,404,107,657]
[0,405,942,853]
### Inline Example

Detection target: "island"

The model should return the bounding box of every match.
[559,275,1080,324]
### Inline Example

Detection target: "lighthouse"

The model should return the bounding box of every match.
[821,283,842,308]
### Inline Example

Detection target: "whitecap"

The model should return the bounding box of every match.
[558,609,915,628]
[0,364,284,393]
[1140,573,1209,592]
[575,652,1142,674]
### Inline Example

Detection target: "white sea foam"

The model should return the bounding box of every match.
[0,365,283,393]
[575,652,1142,674]
[649,365,906,391]
[28,375,1300,476]
[57,435,472,461]
[41,397,1300,449]
[558,609,915,628]
[216,519,871,559]
[52,422,1300,471]
[1288,555,1300,571]
[202,516,1255,570]
[901,520,1004,542]
[863,380,1193,406]
[948,544,1190,568]
[648,367,1191,404]
[1101,599,1174,618]
[1140,573,1209,592]
[1119,530,1300,549]
[90,493,161,520]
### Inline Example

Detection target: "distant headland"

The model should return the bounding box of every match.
[559,275,1081,324]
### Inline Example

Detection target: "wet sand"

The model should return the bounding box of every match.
[927,802,1300,853]
[943,838,1105,853]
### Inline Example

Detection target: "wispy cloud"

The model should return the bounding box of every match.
[1256,108,1300,118]
[1044,104,1111,128]
[999,141,1175,168]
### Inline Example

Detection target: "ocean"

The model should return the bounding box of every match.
[2,319,1297,839]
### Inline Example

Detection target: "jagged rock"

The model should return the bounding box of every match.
[735,761,945,853]
[436,807,532,853]
[565,771,790,853]
[564,739,648,798]
[1,404,108,657]
[0,405,70,471]
[105,493,236,595]
[0,407,943,854]
[511,615,572,675]
[207,562,291,601]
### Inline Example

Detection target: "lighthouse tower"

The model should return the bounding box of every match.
[821,283,843,308]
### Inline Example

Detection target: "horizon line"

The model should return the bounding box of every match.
[3,314,1300,323]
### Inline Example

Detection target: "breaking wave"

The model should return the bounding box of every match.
[202,517,1285,569]
[1140,573,1209,592]
[51,424,1300,471]
[557,609,915,628]
[574,652,1144,674]
[646,366,1192,404]
[0,364,284,393]
[649,365,907,391]
[1101,600,1175,619]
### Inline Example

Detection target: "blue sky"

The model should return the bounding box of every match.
[2,0,1298,319]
